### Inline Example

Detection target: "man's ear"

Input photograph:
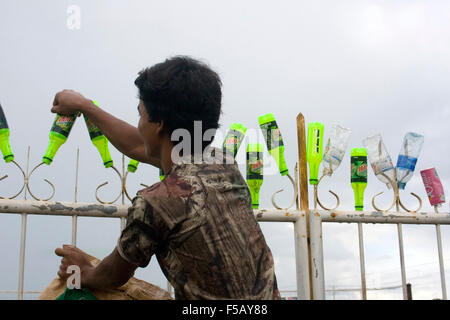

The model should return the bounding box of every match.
[156,120,166,137]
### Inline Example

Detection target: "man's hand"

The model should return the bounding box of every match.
[51,89,92,115]
[55,244,95,287]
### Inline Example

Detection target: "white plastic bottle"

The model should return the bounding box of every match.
[362,134,395,189]
[396,132,424,190]
[323,124,352,176]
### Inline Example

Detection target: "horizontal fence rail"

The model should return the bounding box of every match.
[309,209,449,300]
[1,113,448,300]
[0,199,311,300]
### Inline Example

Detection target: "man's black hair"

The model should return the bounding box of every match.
[135,56,222,153]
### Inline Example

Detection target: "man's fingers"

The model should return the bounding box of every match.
[55,247,69,257]
[53,91,61,106]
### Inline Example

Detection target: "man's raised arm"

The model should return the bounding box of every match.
[51,89,161,168]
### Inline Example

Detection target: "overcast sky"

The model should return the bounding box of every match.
[0,0,449,300]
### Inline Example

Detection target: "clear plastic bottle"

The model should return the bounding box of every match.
[323,124,351,176]
[362,134,395,189]
[396,132,424,190]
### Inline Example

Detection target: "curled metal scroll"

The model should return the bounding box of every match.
[95,165,124,204]
[123,170,148,202]
[371,172,398,212]
[313,173,340,211]
[371,171,423,213]
[26,162,56,201]
[271,172,298,210]
[398,192,423,213]
[0,160,27,199]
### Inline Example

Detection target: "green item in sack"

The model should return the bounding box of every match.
[55,288,97,300]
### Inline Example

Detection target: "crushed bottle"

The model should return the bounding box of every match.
[396,132,424,190]
[323,124,351,176]
[362,134,395,189]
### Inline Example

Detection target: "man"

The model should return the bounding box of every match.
[53,56,280,299]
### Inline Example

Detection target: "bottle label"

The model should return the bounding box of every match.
[222,129,245,157]
[51,115,77,138]
[396,155,417,171]
[246,151,263,180]
[351,156,367,183]
[84,116,103,140]
[260,120,284,151]
[0,106,9,130]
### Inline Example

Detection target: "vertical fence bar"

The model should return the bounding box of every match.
[18,214,27,300]
[293,162,311,299]
[120,154,126,231]
[435,224,447,300]
[72,148,79,246]
[357,222,367,300]
[309,211,325,299]
[294,213,310,299]
[18,146,31,300]
[397,223,407,300]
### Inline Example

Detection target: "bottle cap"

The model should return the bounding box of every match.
[258,113,276,126]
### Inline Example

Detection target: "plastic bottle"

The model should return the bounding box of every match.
[420,168,445,207]
[396,132,424,190]
[127,159,139,173]
[306,122,324,185]
[128,159,165,181]
[258,113,289,176]
[222,123,247,158]
[43,113,78,165]
[323,124,351,176]
[362,134,395,189]
[246,143,264,209]
[351,148,368,211]
[84,101,113,168]
[0,103,14,163]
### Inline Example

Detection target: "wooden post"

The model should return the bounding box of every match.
[406,283,412,300]
[296,113,313,299]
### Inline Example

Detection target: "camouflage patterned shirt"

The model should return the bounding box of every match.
[117,147,280,300]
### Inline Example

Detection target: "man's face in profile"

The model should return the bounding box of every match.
[137,100,162,160]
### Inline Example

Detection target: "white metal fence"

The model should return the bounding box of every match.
[0,113,448,300]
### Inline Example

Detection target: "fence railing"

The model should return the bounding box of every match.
[0,112,447,300]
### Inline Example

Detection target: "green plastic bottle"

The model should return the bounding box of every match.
[222,123,247,158]
[258,113,289,176]
[0,104,14,163]
[246,143,264,209]
[159,168,165,181]
[306,122,324,185]
[84,101,113,168]
[351,148,368,211]
[127,159,139,173]
[43,113,78,165]
[128,159,165,182]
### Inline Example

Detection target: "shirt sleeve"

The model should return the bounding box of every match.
[116,195,163,268]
